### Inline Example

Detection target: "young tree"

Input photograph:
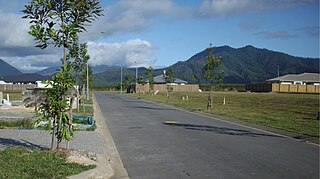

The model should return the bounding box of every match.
[22,0,103,150]
[163,66,175,102]
[22,0,103,64]
[122,76,134,93]
[67,42,90,110]
[146,66,155,95]
[137,76,146,96]
[36,64,75,149]
[203,45,224,111]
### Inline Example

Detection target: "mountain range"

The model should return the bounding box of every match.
[93,45,319,84]
[0,45,319,84]
[0,59,22,77]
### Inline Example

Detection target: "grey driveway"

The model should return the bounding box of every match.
[95,92,319,179]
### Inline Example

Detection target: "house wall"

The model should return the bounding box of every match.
[136,84,200,93]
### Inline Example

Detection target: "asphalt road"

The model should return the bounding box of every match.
[95,92,319,179]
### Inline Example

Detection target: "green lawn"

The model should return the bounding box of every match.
[0,147,95,179]
[129,92,319,137]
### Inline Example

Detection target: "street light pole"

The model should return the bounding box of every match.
[86,63,89,100]
[120,65,123,94]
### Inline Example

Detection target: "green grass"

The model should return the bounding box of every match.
[0,119,34,129]
[0,147,95,179]
[3,92,23,101]
[129,92,320,137]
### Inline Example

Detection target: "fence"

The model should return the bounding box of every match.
[245,83,320,93]
[245,83,272,92]
[0,84,37,92]
[136,84,200,93]
[272,84,320,93]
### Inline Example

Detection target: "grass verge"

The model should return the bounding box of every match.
[0,147,95,179]
[129,92,319,137]
[0,119,34,129]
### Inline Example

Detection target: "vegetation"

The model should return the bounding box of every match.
[22,0,103,150]
[2,92,23,101]
[128,92,319,137]
[163,66,175,102]
[146,66,155,94]
[0,119,33,129]
[0,147,95,178]
[92,45,319,85]
[203,45,224,110]
[35,65,75,149]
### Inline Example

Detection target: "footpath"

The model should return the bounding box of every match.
[0,94,129,179]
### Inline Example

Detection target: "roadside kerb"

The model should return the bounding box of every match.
[92,93,129,179]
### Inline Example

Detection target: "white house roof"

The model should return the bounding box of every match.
[148,75,187,84]
[267,73,320,83]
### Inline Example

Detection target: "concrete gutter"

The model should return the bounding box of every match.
[69,94,129,179]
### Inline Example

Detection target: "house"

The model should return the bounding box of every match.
[266,73,320,85]
[147,74,188,85]
[2,73,51,85]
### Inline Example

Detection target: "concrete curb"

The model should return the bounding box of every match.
[69,94,114,179]
[93,93,129,179]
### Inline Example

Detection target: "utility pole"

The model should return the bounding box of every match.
[120,65,123,94]
[86,63,89,100]
[277,65,280,78]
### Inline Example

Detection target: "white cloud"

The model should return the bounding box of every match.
[82,0,185,39]
[87,39,155,68]
[1,54,61,73]
[196,0,318,17]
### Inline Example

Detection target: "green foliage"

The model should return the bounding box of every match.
[122,76,134,92]
[36,64,75,148]
[146,66,155,92]
[0,147,95,178]
[163,66,175,102]
[203,46,224,110]
[23,0,103,150]
[0,119,34,129]
[203,47,224,87]
[22,0,103,50]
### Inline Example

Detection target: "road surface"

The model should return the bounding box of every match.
[95,92,319,179]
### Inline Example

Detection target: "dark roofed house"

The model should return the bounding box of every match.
[148,74,187,85]
[2,73,51,84]
[267,73,320,85]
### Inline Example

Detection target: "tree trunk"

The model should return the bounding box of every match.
[51,116,56,150]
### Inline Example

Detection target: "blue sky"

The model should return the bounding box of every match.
[0,0,319,72]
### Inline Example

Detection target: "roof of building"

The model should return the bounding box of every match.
[148,75,187,84]
[1,73,51,83]
[266,73,320,83]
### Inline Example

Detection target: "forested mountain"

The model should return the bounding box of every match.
[0,59,22,77]
[94,45,319,84]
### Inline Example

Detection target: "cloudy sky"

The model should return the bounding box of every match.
[0,0,319,73]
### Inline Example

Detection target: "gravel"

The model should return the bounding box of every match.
[0,129,105,154]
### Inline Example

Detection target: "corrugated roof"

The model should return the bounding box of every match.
[267,73,320,83]
[149,75,187,84]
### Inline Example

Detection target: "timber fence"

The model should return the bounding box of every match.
[136,84,199,93]
[0,84,36,92]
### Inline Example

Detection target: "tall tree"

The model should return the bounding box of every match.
[203,44,224,110]
[22,0,103,150]
[163,66,174,102]
[146,66,155,95]
[22,0,103,64]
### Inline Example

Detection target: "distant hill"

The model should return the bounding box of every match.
[93,45,319,85]
[37,64,116,75]
[0,59,22,77]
